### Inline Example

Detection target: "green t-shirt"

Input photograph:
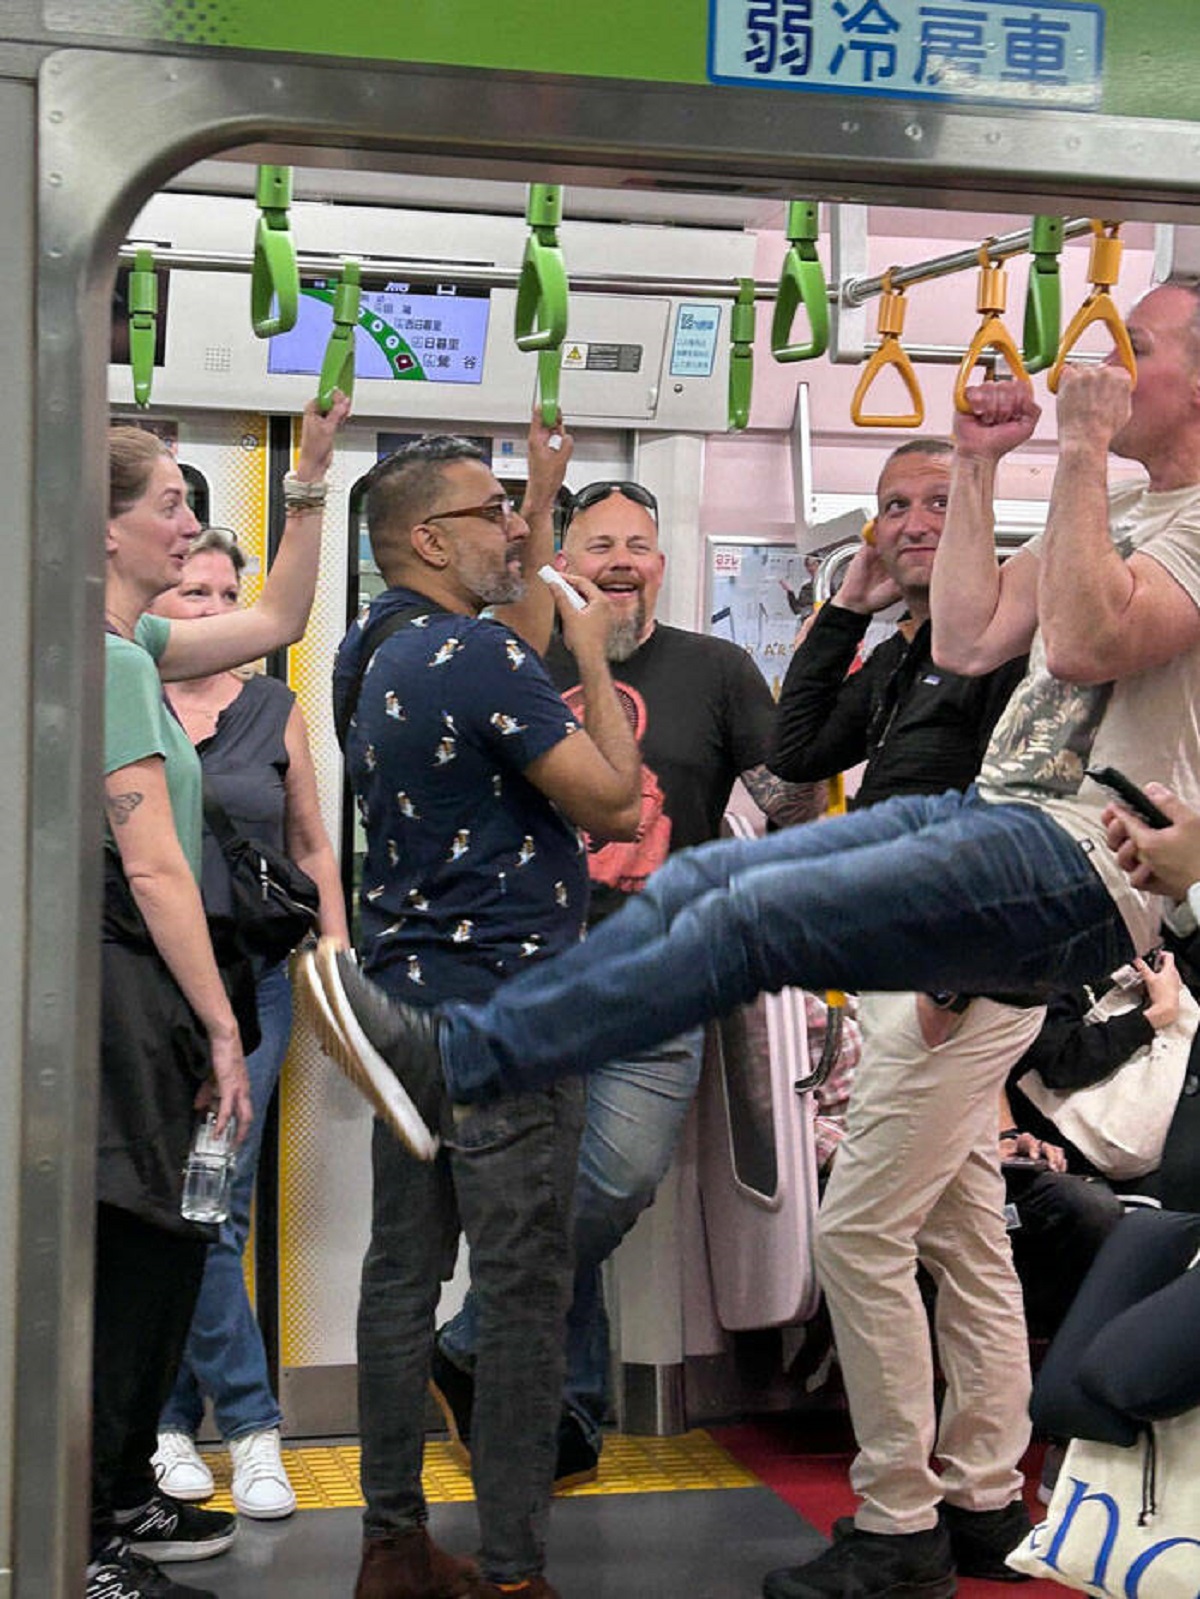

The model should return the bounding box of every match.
[104,614,202,881]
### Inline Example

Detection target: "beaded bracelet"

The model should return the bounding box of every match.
[283,471,328,511]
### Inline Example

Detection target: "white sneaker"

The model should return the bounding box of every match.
[151,1432,214,1501]
[229,1427,297,1520]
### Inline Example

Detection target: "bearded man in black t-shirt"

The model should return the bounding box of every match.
[433,479,818,1485]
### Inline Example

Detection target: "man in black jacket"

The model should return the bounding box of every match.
[764,439,1042,1597]
[773,438,1024,804]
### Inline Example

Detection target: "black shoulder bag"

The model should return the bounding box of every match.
[202,788,320,966]
[333,599,449,750]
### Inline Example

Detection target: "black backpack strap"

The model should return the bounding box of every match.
[201,785,242,849]
[334,600,447,750]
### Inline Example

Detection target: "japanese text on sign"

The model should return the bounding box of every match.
[709,0,1104,109]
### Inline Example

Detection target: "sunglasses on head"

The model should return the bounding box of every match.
[564,481,658,530]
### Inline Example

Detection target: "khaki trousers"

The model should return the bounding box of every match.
[815,992,1046,1534]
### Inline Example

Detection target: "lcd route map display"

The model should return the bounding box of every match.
[268,276,491,384]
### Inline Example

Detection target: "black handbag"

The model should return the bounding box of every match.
[202,788,320,966]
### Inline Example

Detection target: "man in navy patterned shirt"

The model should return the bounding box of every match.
[324,432,640,1599]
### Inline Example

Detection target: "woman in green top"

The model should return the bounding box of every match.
[92,391,349,1599]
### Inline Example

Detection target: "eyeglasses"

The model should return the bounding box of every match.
[425,496,517,530]
[564,481,658,530]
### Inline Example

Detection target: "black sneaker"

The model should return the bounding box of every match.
[114,1492,236,1562]
[297,938,443,1160]
[942,1500,1032,1582]
[763,1523,956,1599]
[430,1344,600,1493]
[429,1342,474,1471]
[553,1408,599,1492]
[87,1542,217,1598]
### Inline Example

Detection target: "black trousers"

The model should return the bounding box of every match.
[1031,1208,1200,1447]
[91,1203,208,1555]
[1008,1170,1125,1340]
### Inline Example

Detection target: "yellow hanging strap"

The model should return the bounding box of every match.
[954,243,1030,413]
[1047,220,1136,393]
[851,271,923,429]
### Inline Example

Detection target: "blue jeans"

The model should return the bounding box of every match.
[159,962,291,1441]
[441,790,1136,1102]
[440,1028,705,1449]
[358,1078,583,1583]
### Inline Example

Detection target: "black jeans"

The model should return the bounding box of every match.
[1031,1208,1200,1446]
[92,1204,208,1554]
[357,1079,583,1584]
[1009,1170,1125,1340]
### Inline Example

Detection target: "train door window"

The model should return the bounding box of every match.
[708,1000,780,1200]
[180,463,209,527]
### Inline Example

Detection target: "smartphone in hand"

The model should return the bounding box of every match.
[1085,766,1172,829]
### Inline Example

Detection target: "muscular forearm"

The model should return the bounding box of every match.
[575,650,643,828]
[1037,442,1132,682]
[930,452,1004,672]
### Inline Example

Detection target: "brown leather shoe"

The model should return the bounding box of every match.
[474,1580,560,1599]
[354,1529,481,1598]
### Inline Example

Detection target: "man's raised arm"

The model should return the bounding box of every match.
[931,379,1041,676]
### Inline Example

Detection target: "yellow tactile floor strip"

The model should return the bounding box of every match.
[200,1431,758,1513]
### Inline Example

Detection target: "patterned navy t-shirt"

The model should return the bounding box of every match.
[334,586,589,1004]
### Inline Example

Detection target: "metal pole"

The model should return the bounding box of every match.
[841,217,1094,307]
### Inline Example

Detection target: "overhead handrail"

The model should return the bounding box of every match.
[127,247,158,409]
[1021,216,1064,375]
[728,277,756,430]
[953,243,1029,413]
[1048,220,1137,393]
[851,271,923,428]
[841,216,1094,309]
[250,164,299,338]
[514,183,569,426]
[771,201,829,363]
[317,260,360,412]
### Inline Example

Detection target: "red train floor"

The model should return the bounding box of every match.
[712,1416,1065,1597]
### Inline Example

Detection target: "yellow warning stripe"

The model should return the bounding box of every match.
[200,1430,758,1513]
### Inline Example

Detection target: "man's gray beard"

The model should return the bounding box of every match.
[457,544,526,607]
[478,569,526,607]
[605,606,645,662]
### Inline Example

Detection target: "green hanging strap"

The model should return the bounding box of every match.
[128,247,158,409]
[728,278,756,431]
[251,164,299,338]
[317,260,360,411]
[771,201,829,363]
[514,183,569,426]
[1021,215,1063,376]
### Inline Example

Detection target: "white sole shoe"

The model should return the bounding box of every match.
[229,1429,298,1521]
[296,940,439,1161]
[151,1432,214,1502]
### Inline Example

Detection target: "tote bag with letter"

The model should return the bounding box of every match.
[1019,982,1199,1180]
[1007,1411,1200,1595]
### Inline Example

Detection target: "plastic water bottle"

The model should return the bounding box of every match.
[180,1112,237,1224]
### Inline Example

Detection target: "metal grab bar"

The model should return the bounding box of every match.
[954,245,1029,413]
[771,201,830,363]
[1048,221,1136,393]
[842,217,1095,308]
[851,273,923,428]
